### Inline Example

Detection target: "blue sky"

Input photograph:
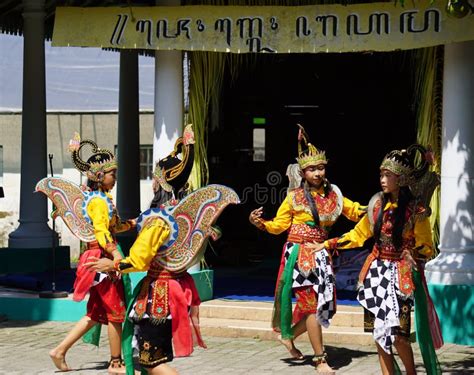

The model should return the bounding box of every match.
[0,34,155,111]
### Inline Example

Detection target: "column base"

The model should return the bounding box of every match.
[0,246,70,273]
[8,222,58,249]
[425,249,474,285]
[427,283,474,345]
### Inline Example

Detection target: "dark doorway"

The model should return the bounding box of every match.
[206,51,417,300]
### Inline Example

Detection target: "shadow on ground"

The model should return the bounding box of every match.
[0,319,46,328]
[71,361,108,372]
[437,355,474,375]
[281,345,376,369]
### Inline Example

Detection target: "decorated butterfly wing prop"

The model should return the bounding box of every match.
[409,170,440,217]
[407,144,441,218]
[138,184,240,273]
[35,177,95,242]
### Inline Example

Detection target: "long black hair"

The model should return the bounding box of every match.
[373,186,414,250]
[150,188,174,209]
[86,178,99,191]
[301,178,332,227]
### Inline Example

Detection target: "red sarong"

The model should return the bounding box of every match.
[73,242,126,324]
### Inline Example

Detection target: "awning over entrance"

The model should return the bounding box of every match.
[51,1,474,53]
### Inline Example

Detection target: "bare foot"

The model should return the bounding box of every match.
[315,362,336,374]
[49,349,71,372]
[277,334,304,359]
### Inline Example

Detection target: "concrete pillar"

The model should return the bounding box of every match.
[153,0,183,162]
[153,50,183,161]
[9,0,57,248]
[153,0,199,273]
[425,41,474,345]
[117,50,141,220]
[116,50,141,255]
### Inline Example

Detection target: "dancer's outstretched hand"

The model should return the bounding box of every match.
[307,242,325,253]
[249,207,263,226]
[401,249,418,270]
[83,256,115,272]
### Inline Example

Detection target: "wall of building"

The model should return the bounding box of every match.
[0,111,156,258]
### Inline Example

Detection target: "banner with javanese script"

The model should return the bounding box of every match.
[52,2,474,53]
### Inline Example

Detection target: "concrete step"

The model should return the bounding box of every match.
[200,299,364,327]
[199,316,375,346]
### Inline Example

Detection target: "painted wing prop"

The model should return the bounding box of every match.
[139,184,240,273]
[35,177,95,242]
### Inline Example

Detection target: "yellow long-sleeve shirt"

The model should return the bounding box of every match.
[86,191,134,253]
[262,187,365,235]
[324,201,434,258]
[118,217,171,273]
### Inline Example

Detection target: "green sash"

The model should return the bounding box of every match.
[274,243,299,339]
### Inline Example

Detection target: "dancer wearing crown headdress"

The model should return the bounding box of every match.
[249,124,366,374]
[47,133,136,374]
[312,144,443,375]
[84,125,239,375]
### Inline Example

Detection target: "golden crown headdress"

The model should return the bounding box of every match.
[68,132,117,182]
[295,124,327,170]
[381,144,440,215]
[380,144,431,186]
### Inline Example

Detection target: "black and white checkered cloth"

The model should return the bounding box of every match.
[91,271,108,286]
[284,243,336,328]
[357,259,413,352]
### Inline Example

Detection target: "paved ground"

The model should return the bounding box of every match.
[0,320,473,374]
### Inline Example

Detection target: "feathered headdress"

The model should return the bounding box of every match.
[295,124,327,170]
[68,132,117,182]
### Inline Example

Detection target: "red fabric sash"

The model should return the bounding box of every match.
[169,273,206,357]
[73,244,102,302]
[419,266,444,349]
[274,243,288,297]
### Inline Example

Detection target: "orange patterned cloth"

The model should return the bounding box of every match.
[291,188,340,221]
[287,223,328,244]
[297,244,317,275]
[293,286,318,325]
[398,259,415,296]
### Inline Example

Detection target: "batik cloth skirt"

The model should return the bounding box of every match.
[357,258,415,352]
[273,241,336,339]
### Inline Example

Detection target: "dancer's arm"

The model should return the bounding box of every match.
[412,216,435,260]
[87,197,121,259]
[341,197,367,222]
[83,217,170,273]
[115,217,170,273]
[249,195,292,234]
[324,214,373,253]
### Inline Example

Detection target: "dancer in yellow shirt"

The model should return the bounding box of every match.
[48,134,135,374]
[249,125,365,375]
[85,125,238,375]
[312,144,443,375]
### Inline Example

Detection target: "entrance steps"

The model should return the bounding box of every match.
[199,299,375,346]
